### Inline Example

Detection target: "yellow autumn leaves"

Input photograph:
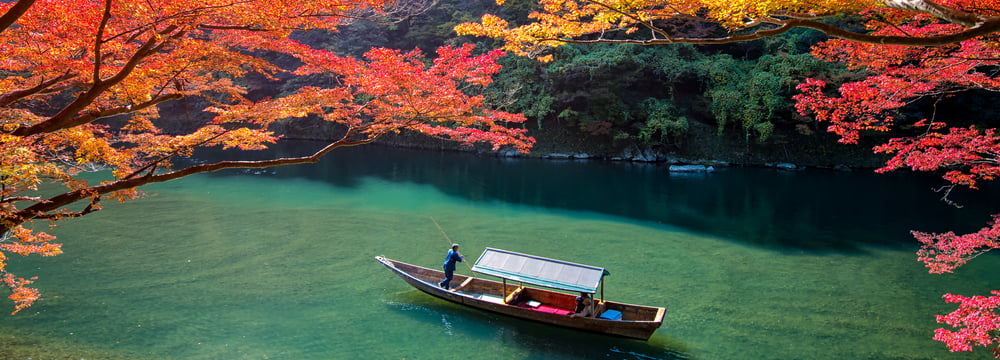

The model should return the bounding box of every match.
[457,0,896,60]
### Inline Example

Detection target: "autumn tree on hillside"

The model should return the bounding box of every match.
[458,0,1000,356]
[0,0,533,315]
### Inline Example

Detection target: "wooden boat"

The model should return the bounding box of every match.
[375,248,665,340]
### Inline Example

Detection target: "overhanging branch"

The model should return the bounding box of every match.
[5,127,379,226]
[545,16,1000,47]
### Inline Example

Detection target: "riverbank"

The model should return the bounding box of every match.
[352,118,890,171]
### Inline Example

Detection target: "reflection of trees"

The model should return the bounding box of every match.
[199,143,997,250]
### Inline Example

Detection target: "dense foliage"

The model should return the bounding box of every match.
[471,33,852,154]
[308,0,859,153]
[455,0,1000,356]
[1,0,532,314]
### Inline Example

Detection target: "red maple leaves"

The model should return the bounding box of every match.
[916,215,1000,275]
[912,216,1000,355]
[793,6,1000,356]
[934,291,1000,356]
[2,0,532,315]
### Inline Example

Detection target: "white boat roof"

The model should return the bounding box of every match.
[471,248,608,293]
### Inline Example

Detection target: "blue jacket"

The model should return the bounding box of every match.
[443,249,463,271]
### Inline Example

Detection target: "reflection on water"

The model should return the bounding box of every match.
[0,141,996,359]
[200,141,1000,249]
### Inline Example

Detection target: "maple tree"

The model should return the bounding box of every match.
[457,0,1000,356]
[1,0,533,315]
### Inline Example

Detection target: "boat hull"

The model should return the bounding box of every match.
[375,256,663,340]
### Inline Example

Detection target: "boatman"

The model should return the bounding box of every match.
[438,244,463,290]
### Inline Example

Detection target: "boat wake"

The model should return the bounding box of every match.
[609,346,691,360]
[441,314,455,336]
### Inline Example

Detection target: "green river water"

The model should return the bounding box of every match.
[1,144,997,359]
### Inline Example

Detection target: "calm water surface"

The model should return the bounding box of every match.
[3,142,998,359]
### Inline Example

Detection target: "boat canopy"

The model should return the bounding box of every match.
[472,248,610,294]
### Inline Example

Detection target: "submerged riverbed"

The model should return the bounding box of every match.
[2,143,998,359]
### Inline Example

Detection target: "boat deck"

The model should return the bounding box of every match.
[461,292,505,305]
[376,255,664,340]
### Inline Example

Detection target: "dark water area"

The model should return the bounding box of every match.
[197,140,999,251]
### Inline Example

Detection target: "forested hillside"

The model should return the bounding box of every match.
[252,0,999,167]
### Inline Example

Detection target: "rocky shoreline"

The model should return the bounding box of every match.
[373,135,871,174]
[276,114,888,172]
[496,146,848,172]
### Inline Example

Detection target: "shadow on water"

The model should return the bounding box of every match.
[385,291,690,360]
[187,140,1000,251]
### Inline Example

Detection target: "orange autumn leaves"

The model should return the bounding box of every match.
[287,44,533,152]
[457,0,997,60]
[2,0,531,314]
[0,228,60,314]
[203,44,534,152]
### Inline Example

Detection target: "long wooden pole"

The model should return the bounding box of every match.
[430,217,455,246]
[430,217,476,274]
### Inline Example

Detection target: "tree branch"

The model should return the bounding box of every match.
[120,125,231,180]
[9,25,184,137]
[29,196,102,221]
[0,71,75,108]
[0,0,34,34]
[92,0,113,86]
[545,16,1000,47]
[0,196,42,204]
[5,128,379,226]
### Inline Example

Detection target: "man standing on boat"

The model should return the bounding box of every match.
[439,244,463,290]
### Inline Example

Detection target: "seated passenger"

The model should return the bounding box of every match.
[571,293,594,318]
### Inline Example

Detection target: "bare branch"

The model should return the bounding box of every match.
[933,184,965,208]
[0,196,42,204]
